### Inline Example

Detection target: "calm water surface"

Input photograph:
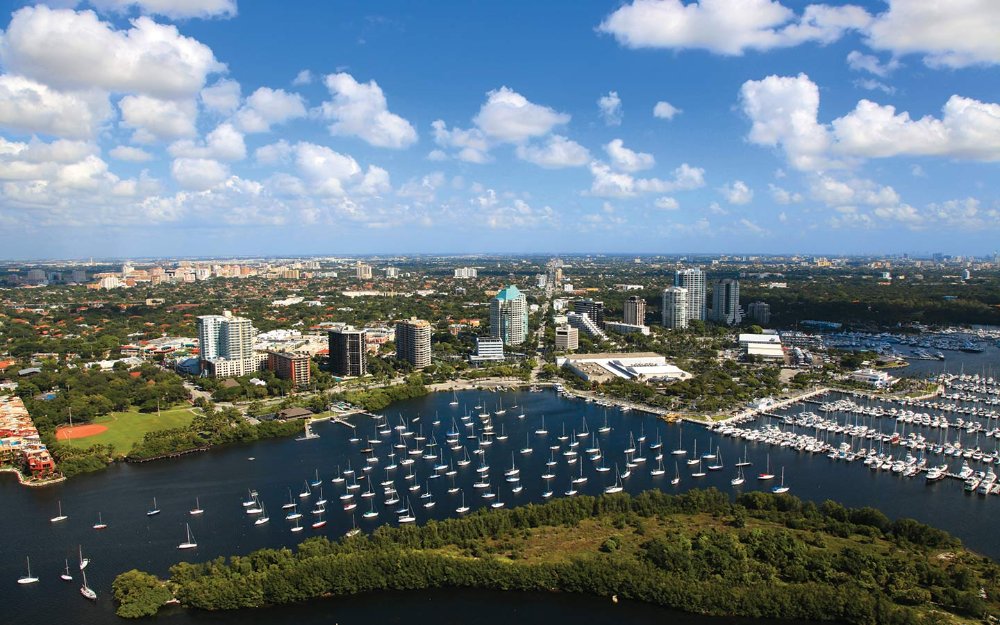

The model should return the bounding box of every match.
[3,371,998,624]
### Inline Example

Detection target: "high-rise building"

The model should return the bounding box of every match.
[197,311,255,362]
[711,279,742,326]
[555,325,578,352]
[573,299,605,328]
[267,351,311,387]
[385,267,400,278]
[328,327,367,377]
[197,310,259,377]
[490,285,529,346]
[355,262,373,280]
[623,295,646,326]
[567,312,608,341]
[395,317,432,369]
[747,301,771,325]
[661,287,688,329]
[454,267,478,279]
[674,268,706,322]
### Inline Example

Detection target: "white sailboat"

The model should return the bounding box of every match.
[146,497,161,516]
[254,504,270,525]
[771,467,790,494]
[291,517,303,533]
[178,523,198,550]
[731,467,745,486]
[605,464,624,493]
[78,545,90,570]
[456,490,470,514]
[450,390,459,406]
[534,415,548,435]
[735,445,752,467]
[672,425,686,456]
[311,508,327,529]
[18,557,39,584]
[61,559,73,582]
[650,456,665,476]
[691,458,706,478]
[50,500,68,523]
[363,498,378,519]
[671,461,680,485]
[686,439,700,465]
[190,497,204,516]
[80,565,97,601]
[599,411,611,434]
[92,512,107,530]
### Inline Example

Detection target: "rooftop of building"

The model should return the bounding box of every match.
[494,285,523,301]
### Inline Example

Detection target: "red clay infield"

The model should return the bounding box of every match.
[55,424,108,440]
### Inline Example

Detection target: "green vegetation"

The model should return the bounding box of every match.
[126,404,301,460]
[331,377,429,412]
[112,570,174,618]
[117,489,999,624]
[59,406,197,452]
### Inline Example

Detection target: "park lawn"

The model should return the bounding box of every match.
[62,406,199,454]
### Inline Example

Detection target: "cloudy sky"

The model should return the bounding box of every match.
[0,0,998,259]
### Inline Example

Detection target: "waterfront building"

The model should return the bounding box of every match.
[573,298,605,327]
[470,337,505,364]
[747,301,771,325]
[711,278,742,326]
[661,286,688,329]
[328,327,368,377]
[267,351,311,387]
[623,295,646,326]
[850,368,895,389]
[490,285,528,346]
[554,324,578,352]
[557,352,690,384]
[395,317,432,369]
[674,268,706,322]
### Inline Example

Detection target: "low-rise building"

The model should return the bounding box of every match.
[604,321,650,336]
[850,368,896,389]
[470,337,505,364]
[558,352,690,384]
[567,312,608,341]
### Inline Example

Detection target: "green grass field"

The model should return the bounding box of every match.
[62,406,199,453]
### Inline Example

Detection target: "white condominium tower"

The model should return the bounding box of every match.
[490,285,528,346]
[661,286,688,329]
[674,268,706,322]
[197,310,255,362]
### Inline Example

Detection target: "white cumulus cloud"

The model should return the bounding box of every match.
[604,138,654,172]
[171,157,229,190]
[652,101,681,120]
[318,72,417,149]
[0,75,111,139]
[721,180,754,204]
[233,87,306,133]
[598,91,622,126]
[473,86,570,143]
[515,135,590,168]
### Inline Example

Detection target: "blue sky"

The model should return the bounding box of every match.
[0,0,998,259]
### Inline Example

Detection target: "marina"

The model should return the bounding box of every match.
[4,381,1000,625]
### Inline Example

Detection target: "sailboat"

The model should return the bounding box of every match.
[18,557,39,584]
[254,503,270,525]
[535,415,548,435]
[346,514,360,536]
[398,499,416,524]
[450,390,459,406]
[558,423,568,442]
[672,425,686,456]
[520,432,532,455]
[310,469,322,487]
[735,445,752,468]
[605,464,624,493]
[311,508,327,529]
[771,467,790,494]
[80,565,97,601]
[707,447,723,471]
[50,500,68,523]
[61,559,73,582]
[363,498,378,519]
[599,411,611,434]
[78,545,89,570]
[691,458,706,478]
[542,475,554,499]
[490,486,504,508]
[178,523,197,550]
[291,517,303,533]
[494,397,506,416]
[671,461,680,485]
[686,440,700,465]
[146,497,161,516]
[190,497,204,516]
[92,512,107,530]
[757,454,776,481]
[650,456,665,476]
[731,467,745,486]
[456,490,470,514]
[285,503,302,521]
[299,480,311,498]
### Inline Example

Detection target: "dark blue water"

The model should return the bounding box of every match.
[2,388,996,624]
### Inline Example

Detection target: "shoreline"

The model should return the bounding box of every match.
[0,465,65,487]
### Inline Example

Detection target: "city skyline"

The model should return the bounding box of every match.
[0,1,998,259]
